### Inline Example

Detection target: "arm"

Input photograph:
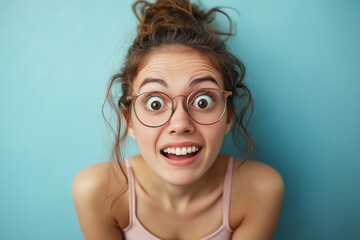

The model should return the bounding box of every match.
[231,162,285,240]
[72,163,124,240]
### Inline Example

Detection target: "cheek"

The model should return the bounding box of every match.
[203,121,228,144]
[130,116,160,145]
[128,111,150,140]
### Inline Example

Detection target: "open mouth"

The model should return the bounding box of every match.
[161,146,201,160]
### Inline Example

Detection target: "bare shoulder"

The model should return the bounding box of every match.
[72,161,128,239]
[72,161,128,209]
[73,162,113,199]
[233,159,284,195]
[230,159,284,239]
[73,162,107,187]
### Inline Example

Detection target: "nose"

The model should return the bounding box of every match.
[166,96,195,134]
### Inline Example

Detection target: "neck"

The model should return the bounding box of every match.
[134,155,228,214]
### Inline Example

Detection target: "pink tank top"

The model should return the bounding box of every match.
[123,158,234,240]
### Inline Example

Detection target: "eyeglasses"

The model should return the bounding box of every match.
[126,88,232,128]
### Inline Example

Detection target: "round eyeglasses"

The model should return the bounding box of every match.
[126,88,232,128]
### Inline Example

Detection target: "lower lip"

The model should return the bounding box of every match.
[162,151,200,167]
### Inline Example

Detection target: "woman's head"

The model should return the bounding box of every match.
[105,0,253,167]
[126,48,234,185]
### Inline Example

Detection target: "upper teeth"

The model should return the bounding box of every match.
[163,146,199,156]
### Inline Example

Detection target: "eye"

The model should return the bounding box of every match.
[193,94,213,109]
[146,96,165,111]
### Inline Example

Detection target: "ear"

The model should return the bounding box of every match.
[225,117,232,135]
[123,110,136,139]
[224,106,234,135]
[127,120,136,139]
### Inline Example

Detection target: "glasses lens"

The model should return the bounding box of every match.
[132,89,229,127]
[133,92,172,127]
[187,89,227,125]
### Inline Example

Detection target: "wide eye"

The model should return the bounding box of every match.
[146,96,165,111]
[193,94,213,109]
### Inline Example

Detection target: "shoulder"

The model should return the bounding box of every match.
[72,162,112,200]
[229,159,284,239]
[230,160,284,239]
[233,159,284,195]
[73,162,112,219]
[72,161,128,207]
[72,161,129,236]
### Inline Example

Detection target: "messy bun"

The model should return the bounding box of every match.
[104,0,253,179]
[133,0,232,37]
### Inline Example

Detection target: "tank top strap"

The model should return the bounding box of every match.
[123,159,135,231]
[222,157,234,231]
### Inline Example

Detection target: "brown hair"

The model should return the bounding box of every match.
[104,0,253,181]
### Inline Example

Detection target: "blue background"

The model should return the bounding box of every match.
[1,0,359,239]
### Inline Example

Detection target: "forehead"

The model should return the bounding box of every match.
[132,47,223,92]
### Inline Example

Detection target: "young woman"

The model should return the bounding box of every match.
[72,1,284,239]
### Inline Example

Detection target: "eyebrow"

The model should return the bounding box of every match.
[189,76,219,87]
[138,76,219,91]
[138,78,168,91]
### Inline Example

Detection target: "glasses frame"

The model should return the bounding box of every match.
[126,88,232,128]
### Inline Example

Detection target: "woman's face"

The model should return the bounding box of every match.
[128,47,232,186]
